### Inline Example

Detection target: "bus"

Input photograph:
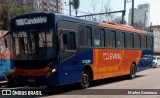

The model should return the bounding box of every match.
[8,13,153,88]
[0,30,13,87]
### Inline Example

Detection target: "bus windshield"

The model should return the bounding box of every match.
[12,30,54,60]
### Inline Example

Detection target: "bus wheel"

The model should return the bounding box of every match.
[80,68,90,88]
[129,64,136,79]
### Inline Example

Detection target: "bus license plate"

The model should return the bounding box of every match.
[27,78,35,82]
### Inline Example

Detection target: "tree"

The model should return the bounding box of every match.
[86,0,113,22]
[0,0,32,30]
[71,0,80,16]
[7,0,32,18]
[0,5,9,30]
[134,21,145,30]
[112,16,127,24]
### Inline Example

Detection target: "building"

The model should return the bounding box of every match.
[20,0,64,13]
[150,25,160,55]
[6,0,64,13]
[128,4,150,30]
[34,0,63,13]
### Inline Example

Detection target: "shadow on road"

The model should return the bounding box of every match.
[90,75,145,88]
[41,74,146,96]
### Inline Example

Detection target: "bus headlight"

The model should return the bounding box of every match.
[46,67,57,78]
[51,68,56,73]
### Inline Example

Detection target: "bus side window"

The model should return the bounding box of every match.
[62,30,76,50]
[100,29,105,47]
[126,33,130,49]
[78,25,85,46]
[93,28,100,47]
[63,33,68,50]
[144,36,147,49]
[85,26,92,46]
[106,29,116,48]
[141,35,146,49]
[130,33,134,49]
[69,32,76,50]
[138,35,141,49]
[121,32,126,48]
[112,30,116,48]
[147,36,153,50]
[116,31,121,48]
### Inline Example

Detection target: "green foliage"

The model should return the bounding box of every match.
[71,0,80,16]
[71,0,80,9]
[10,5,32,17]
[0,3,32,30]
[0,6,2,13]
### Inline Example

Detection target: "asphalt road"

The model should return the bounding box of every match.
[1,67,160,98]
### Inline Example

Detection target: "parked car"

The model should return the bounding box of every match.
[152,56,160,68]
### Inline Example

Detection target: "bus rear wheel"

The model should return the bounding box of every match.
[129,64,136,79]
[80,68,90,88]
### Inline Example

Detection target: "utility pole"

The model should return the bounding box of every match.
[65,0,72,16]
[150,22,152,32]
[131,0,134,26]
[56,0,59,13]
[77,10,124,17]
[122,0,126,24]
[69,0,72,16]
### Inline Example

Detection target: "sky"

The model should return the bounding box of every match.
[63,0,160,25]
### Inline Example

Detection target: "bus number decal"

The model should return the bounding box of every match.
[82,60,91,64]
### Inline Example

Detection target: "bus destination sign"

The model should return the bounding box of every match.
[15,16,47,26]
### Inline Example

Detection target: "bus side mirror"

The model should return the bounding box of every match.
[3,32,10,48]
[58,29,63,36]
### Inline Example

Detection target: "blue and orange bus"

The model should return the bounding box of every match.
[8,13,153,88]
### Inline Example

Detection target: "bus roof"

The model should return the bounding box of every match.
[99,22,148,35]
[55,13,98,26]
[55,13,150,35]
[10,12,152,35]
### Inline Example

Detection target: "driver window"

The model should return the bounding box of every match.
[61,30,76,50]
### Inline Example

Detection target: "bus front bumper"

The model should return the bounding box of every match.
[15,73,59,87]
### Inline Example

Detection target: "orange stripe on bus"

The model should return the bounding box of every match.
[14,66,50,76]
